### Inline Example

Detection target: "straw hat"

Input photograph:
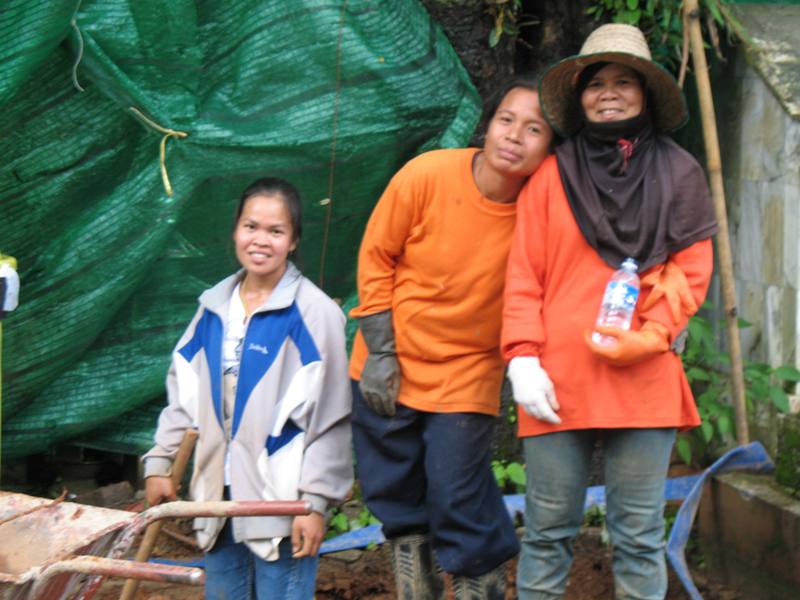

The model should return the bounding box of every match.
[539,24,687,137]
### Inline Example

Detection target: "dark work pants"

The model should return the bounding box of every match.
[351,381,519,577]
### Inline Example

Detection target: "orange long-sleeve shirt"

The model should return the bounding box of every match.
[349,148,517,415]
[502,155,713,437]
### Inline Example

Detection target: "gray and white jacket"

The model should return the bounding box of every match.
[143,263,353,551]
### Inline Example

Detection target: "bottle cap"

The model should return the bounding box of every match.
[621,257,638,272]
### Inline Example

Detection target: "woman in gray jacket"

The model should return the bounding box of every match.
[143,177,353,600]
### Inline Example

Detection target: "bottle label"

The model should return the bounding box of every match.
[602,281,639,310]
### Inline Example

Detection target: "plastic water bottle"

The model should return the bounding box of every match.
[592,257,640,346]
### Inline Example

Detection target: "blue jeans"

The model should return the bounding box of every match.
[204,521,318,600]
[517,428,676,600]
[351,382,519,577]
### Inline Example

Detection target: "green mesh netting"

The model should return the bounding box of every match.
[0,0,481,460]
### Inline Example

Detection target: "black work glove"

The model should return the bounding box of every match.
[357,310,400,416]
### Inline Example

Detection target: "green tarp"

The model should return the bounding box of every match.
[0,0,480,459]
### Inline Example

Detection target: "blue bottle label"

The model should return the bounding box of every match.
[602,281,639,310]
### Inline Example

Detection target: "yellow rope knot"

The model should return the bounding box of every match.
[128,107,189,197]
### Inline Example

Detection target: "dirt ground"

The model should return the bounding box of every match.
[91,522,741,600]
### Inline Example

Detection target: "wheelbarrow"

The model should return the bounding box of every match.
[0,491,310,600]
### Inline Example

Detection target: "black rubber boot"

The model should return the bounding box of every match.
[388,533,445,600]
[451,562,507,600]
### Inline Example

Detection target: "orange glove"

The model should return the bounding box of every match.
[584,321,670,367]
[640,261,698,324]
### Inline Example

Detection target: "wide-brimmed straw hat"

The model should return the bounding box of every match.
[539,24,687,137]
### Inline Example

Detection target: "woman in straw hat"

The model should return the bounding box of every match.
[501,24,718,599]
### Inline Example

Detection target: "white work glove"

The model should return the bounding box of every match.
[507,356,561,424]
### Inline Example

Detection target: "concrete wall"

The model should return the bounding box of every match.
[714,53,800,371]
[698,471,800,600]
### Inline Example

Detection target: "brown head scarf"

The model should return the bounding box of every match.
[555,64,718,271]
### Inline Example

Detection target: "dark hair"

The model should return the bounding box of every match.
[474,74,541,145]
[234,177,302,242]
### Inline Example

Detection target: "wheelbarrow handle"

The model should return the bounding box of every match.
[30,556,204,597]
[128,499,312,533]
[110,500,312,559]
[74,499,310,600]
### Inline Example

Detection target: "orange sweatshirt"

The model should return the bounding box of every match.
[350,148,517,415]
[502,155,713,437]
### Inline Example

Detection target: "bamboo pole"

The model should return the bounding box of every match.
[119,429,198,600]
[683,0,749,445]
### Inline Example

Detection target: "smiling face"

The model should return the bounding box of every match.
[580,63,645,124]
[482,87,553,180]
[233,193,296,285]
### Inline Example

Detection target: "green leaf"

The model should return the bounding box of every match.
[701,421,714,443]
[717,413,733,436]
[745,362,771,377]
[707,1,723,24]
[688,316,714,349]
[492,460,506,485]
[506,462,527,487]
[627,0,638,10]
[770,386,790,413]
[698,388,721,406]
[488,27,501,48]
[737,317,752,329]
[687,367,711,382]
[622,8,641,24]
[750,379,769,401]
[774,365,800,382]
[661,7,672,29]
[676,436,692,465]
[329,511,349,533]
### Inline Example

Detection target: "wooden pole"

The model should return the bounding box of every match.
[119,429,198,600]
[683,0,749,445]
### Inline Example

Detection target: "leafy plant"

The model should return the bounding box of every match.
[492,459,526,493]
[484,0,539,48]
[326,508,351,538]
[325,505,381,540]
[583,504,610,545]
[586,0,736,72]
[678,303,800,466]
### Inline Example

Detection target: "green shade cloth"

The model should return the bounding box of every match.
[0,0,480,459]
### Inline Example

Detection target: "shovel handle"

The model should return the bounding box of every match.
[119,428,198,600]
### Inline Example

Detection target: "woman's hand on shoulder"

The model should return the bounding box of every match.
[291,512,326,558]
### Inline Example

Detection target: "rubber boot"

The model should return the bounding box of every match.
[451,562,507,600]
[388,533,445,600]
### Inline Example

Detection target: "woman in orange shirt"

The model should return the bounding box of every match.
[350,76,553,598]
[502,25,717,599]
